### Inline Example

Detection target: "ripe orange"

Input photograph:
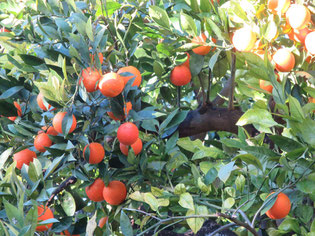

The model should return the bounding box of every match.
[83,142,105,164]
[182,52,190,68]
[37,92,53,111]
[288,27,311,44]
[60,230,80,236]
[45,126,59,136]
[98,216,109,228]
[13,149,37,169]
[98,72,124,97]
[91,52,104,64]
[81,67,101,92]
[273,48,295,72]
[286,5,311,30]
[305,31,315,55]
[232,28,257,52]
[117,66,142,87]
[191,33,215,55]
[120,138,143,156]
[36,205,54,232]
[267,0,290,14]
[266,192,291,219]
[117,122,139,145]
[34,133,53,152]
[85,178,105,202]
[170,65,191,86]
[8,102,22,121]
[107,101,132,121]
[103,180,127,205]
[0,28,10,32]
[52,112,77,134]
[259,73,280,93]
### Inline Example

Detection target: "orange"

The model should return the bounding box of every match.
[273,48,295,72]
[38,126,59,136]
[34,133,53,152]
[85,178,105,202]
[182,52,190,68]
[170,65,191,86]
[37,92,53,111]
[232,28,257,52]
[266,192,291,219]
[107,101,132,121]
[288,27,311,44]
[286,5,311,30]
[60,230,80,236]
[98,72,124,97]
[98,216,109,228]
[36,205,54,232]
[117,66,142,87]
[52,112,77,134]
[259,73,280,93]
[103,180,127,205]
[8,102,22,121]
[191,33,215,55]
[13,149,37,169]
[81,67,101,92]
[120,138,143,156]
[83,142,105,164]
[91,52,104,64]
[305,31,315,55]
[117,122,139,145]
[267,0,290,14]
[0,28,10,32]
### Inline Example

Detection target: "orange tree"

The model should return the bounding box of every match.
[0,0,314,235]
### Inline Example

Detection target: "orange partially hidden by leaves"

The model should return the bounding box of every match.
[37,92,54,111]
[13,149,37,169]
[267,0,290,14]
[83,142,105,164]
[120,138,143,156]
[273,48,295,72]
[8,102,22,121]
[117,66,142,87]
[232,28,257,52]
[85,178,105,202]
[309,97,315,112]
[81,67,101,92]
[98,216,109,228]
[91,52,104,64]
[182,52,190,68]
[41,126,59,136]
[34,133,53,152]
[191,33,215,55]
[305,31,315,55]
[266,192,291,219]
[170,65,191,86]
[0,27,10,32]
[117,122,139,146]
[98,72,124,97]
[259,73,280,93]
[286,4,311,30]
[36,205,54,232]
[103,180,127,205]
[107,101,132,121]
[52,112,77,134]
[288,27,311,44]
[60,230,80,236]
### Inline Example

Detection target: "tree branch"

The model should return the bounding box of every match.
[228,49,236,110]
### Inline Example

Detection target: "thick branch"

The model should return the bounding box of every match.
[178,104,256,138]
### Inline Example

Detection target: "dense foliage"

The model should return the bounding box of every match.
[0,0,314,235]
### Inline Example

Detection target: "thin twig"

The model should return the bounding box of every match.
[47,176,77,206]
[123,208,160,221]
[228,49,236,110]
[198,74,207,107]
[207,68,212,104]
[208,223,235,236]
[177,86,181,109]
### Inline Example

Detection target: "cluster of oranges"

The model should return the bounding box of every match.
[6,49,146,232]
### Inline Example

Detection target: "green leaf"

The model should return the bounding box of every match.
[209,50,221,71]
[288,95,304,121]
[129,191,144,202]
[61,191,76,216]
[206,18,224,41]
[0,148,13,171]
[269,135,303,152]
[278,218,300,233]
[233,153,263,170]
[159,108,179,133]
[3,200,24,227]
[44,155,64,180]
[86,17,94,41]
[179,192,194,211]
[20,54,45,66]
[186,205,208,233]
[293,118,315,146]
[120,211,133,236]
[235,175,245,193]
[180,12,197,36]
[62,112,75,135]
[0,86,23,99]
[237,108,278,130]
[218,161,235,183]
[223,197,235,209]
[149,6,170,29]
[144,193,159,211]
[189,54,204,76]
[204,168,218,185]
[174,183,186,195]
